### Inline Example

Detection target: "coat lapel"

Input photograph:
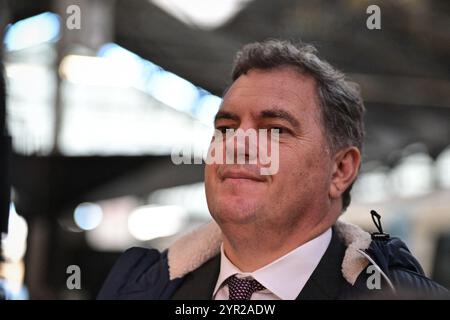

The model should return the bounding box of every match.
[296,228,348,300]
[171,254,221,300]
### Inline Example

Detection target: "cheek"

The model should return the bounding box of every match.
[277,146,330,191]
[204,164,223,200]
[204,165,216,208]
[204,164,216,186]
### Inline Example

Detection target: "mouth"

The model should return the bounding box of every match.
[220,169,266,183]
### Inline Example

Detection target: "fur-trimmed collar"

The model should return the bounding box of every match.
[167,220,371,285]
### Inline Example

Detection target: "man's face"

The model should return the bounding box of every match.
[205,67,335,231]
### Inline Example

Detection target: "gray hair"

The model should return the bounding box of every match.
[230,39,365,211]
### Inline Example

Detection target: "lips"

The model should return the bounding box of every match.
[220,168,266,182]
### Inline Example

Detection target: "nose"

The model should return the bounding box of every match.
[224,124,258,165]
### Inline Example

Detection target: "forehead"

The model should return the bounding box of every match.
[221,68,320,117]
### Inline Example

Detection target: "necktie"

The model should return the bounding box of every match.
[226,275,266,300]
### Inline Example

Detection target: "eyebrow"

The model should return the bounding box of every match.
[214,111,239,124]
[260,108,300,129]
[214,108,300,129]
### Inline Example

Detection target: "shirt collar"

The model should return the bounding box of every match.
[213,228,332,300]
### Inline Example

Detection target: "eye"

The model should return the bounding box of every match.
[215,126,233,134]
[269,126,290,135]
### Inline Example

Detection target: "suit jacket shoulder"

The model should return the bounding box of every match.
[97,247,183,299]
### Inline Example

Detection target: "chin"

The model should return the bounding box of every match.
[209,197,262,225]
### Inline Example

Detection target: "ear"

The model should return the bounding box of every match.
[329,146,361,200]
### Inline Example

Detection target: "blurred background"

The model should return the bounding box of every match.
[0,0,449,299]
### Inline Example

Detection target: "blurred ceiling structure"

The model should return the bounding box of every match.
[2,0,450,217]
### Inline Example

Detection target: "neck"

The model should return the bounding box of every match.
[221,214,335,272]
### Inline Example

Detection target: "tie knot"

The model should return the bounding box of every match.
[226,275,265,300]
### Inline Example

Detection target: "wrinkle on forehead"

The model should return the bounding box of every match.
[222,68,321,121]
[224,67,316,99]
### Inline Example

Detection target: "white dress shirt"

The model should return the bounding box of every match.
[213,228,332,300]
